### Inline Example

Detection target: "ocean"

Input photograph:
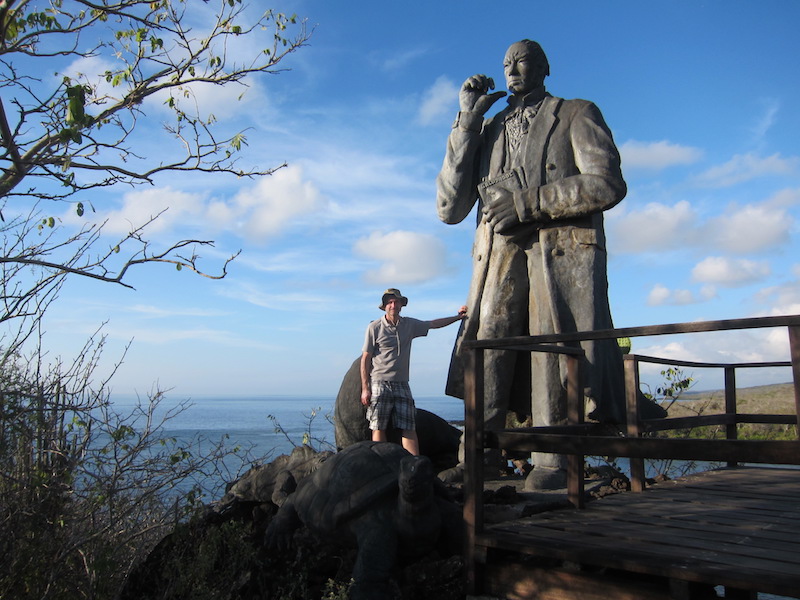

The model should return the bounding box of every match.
[110,394,465,494]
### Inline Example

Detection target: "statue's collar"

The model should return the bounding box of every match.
[507,86,547,109]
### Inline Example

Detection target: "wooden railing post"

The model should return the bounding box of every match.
[789,325,800,440]
[566,353,584,508]
[463,347,484,595]
[624,355,646,492]
[724,366,738,467]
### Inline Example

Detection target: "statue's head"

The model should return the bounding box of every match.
[504,39,550,95]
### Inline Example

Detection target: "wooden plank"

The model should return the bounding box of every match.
[513,518,800,565]
[475,468,800,597]
[489,520,800,573]
[532,508,800,549]
[483,563,675,600]
[463,314,800,349]
[477,531,800,597]
[487,432,800,464]
[478,527,800,595]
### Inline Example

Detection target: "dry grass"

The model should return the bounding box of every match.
[662,382,797,440]
[665,382,796,417]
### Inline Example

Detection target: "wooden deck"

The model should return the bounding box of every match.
[476,467,800,599]
[461,315,800,599]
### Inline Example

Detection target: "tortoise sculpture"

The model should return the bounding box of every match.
[265,440,463,599]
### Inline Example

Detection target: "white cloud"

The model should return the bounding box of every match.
[619,140,703,171]
[693,152,800,187]
[125,304,229,318]
[237,249,356,275]
[637,341,704,363]
[378,47,429,72]
[113,323,269,347]
[82,186,206,236]
[647,284,671,306]
[353,230,447,284]
[63,44,269,122]
[647,283,716,306]
[768,188,800,208]
[216,281,337,312]
[148,79,269,122]
[607,200,697,253]
[633,327,794,392]
[751,98,780,143]
[754,281,800,317]
[610,194,796,257]
[74,165,323,242]
[231,166,325,241]
[62,55,124,106]
[704,203,792,254]
[691,257,771,287]
[417,76,458,126]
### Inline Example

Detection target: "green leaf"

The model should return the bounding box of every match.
[176,263,183,271]
[230,132,247,151]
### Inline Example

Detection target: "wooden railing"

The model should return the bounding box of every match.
[462,314,800,592]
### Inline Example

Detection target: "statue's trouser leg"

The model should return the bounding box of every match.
[526,236,569,470]
[467,237,529,470]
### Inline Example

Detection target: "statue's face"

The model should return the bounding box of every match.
[504,42,542,95]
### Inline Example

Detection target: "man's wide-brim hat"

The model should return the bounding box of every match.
[379,288,408,310]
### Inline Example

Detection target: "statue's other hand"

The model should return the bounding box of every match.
[460,74,507,114]
[482,193,519,234]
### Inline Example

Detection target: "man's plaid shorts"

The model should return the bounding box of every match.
[366,380,416,431]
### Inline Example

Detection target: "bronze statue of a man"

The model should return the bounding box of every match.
[437,39,627,487]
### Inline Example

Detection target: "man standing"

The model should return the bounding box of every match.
[361,288,467,455]
[437,40,627,487]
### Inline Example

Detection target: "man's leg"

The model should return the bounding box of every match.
[392,383,418,455]
[367,382,390,442]
[401,429,419,455]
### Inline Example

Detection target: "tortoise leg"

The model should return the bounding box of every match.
[349,519,397,600]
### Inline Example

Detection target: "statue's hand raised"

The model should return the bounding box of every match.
[459,74,507,115]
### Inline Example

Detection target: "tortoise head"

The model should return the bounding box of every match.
[398,455,434,504]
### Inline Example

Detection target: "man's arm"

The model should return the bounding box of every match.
[360,351,373,406]
[429,306,468,329]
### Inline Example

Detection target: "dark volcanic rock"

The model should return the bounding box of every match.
[121,445,465,600]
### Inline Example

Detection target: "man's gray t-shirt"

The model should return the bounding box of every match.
[362,316,430,382]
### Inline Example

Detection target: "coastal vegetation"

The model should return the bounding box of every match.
[1,1,310,597]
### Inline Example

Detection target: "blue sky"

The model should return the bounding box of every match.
[31,0,800,399]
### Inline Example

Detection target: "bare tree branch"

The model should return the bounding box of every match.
[0,0,311,321]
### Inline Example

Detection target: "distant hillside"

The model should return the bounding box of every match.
[666,382,796,417]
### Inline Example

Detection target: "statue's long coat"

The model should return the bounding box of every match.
[436,92,627,448]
